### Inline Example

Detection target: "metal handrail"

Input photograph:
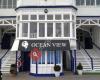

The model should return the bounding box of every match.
[77,41,93,70]
[0,49,9,70]
[1,49,9,60]
[92,42,100,51]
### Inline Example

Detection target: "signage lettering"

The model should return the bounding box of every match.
[19,40,70,51]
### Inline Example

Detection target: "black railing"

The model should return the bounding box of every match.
[1,49,9,60]
[0,49,9,71]
[82,48,93,70]
[92,42,100,51]
[77,41,94,70]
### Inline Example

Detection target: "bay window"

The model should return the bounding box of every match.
[64,22,70,37]
[56,23,61,37]
[39,23,45,37]
[47,23,53,37]
[22,23,28,37]
[30,22,37,38]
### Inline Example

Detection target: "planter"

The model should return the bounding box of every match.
[77,63,83,75]
[54,65,61,77]
[10,64,17,75]
[54,71,60,77]
[77,70,83,75]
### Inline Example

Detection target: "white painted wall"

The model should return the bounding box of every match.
[0,9,16,16]
[77,6,100,16]
[17,0,75,7]
[92,26,100,47]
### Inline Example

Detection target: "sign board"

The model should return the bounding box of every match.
[19,40,70,51]
[29,48,41,61]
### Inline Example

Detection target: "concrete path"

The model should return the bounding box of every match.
[2,72,100,80]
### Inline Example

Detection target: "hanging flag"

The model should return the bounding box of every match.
[17,51,23,72]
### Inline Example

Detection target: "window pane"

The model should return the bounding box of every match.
[47,15,53,20]
[8,0,12,8]
[56,50,61,64]
[72,15,74,20]
[86,0,95,5]
[39,23,45,37]
[91,0,95,5]
[51,51,54,64]
[42,51,45,64]
[30,22,37,38]
[3,0,7,8]
[80,0,84,5]
[17,24,19,37]
[76,0,80,5]
[56,23,61,37]
[13,0,16,8]
[22,23,28,37]
[47,51,54,64]
[47,51,51,64]
[39,51,45,64]
[39,15,45,20]
[86,0,90,5]
[63,14,70,20]
[31,15,37,20]
[0,0,1,8]
[96,0,100,5]
[64,23,70,37]
[32,60,36,64]
[2,0,6,8]
[47,23,53,37]
[55,15,61,20]
[73,23,75,37]
[22,15,28,20]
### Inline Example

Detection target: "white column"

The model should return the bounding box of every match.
[70,22,73,38]
[28,22,30,39]
[37,22,39,38]
[62,22,64,37]
[45,23,47,38]
[70,13,73,38]
[53,22,55,37]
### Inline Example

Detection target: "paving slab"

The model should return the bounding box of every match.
[2,72,100,80]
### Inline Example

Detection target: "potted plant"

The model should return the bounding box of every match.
[54,65,61,77]
[10,64,17,76]
[77,63,83,75]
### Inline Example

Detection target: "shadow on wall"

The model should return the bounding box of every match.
[1,33,15,49]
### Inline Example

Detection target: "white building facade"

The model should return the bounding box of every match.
[0,0,100,77]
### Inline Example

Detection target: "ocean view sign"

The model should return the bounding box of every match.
[19,40,70,51]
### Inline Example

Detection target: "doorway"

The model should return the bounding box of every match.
[77,28,93,49]
[63,51,71,71]
[1,33,15,49]
[21,51,30,72]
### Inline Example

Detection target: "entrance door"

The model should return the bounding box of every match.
[85,37,93,49]
[22,51,30,72]
[63,51,71,71]
[63,51,67,71]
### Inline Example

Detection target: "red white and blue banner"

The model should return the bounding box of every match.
[17,51,23,72]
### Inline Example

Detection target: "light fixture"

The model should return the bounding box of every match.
[44,9,48,13]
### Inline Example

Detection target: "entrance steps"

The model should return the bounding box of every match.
[1,51,16,73]
[86,49,100,72]
[76,50,92,72]
[77,48,100,73]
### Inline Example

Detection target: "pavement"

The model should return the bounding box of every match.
[2,72,100,80]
